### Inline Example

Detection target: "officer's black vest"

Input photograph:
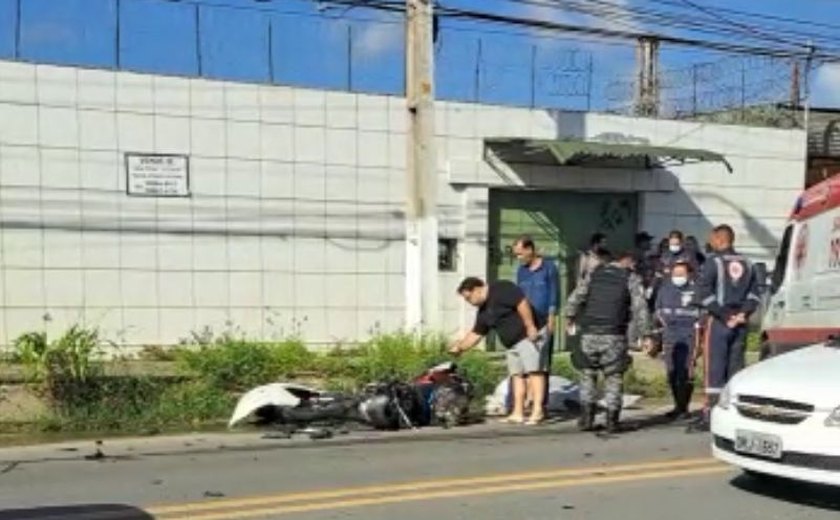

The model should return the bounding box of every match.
[579,264,632,335]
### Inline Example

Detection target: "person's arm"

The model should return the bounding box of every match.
[547,261,559,332]
[694,257,726,321]
[576,252,586,284]
[450,331,484,355]
[741,261,762,318]
[516,298,539,339]
[629,274,652,344]
[565,273,590,322]
[566,275,590,319]
[653,286,666,327]
[450,318,488,355]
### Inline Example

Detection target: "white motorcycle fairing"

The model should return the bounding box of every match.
[228,383,323,428]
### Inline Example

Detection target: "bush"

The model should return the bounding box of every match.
[746,330,761,352]
[623,367,669,398]
[152,381,234,429]
[21,326,684,435]
[351,331,447,383]
[137,344,184,362]
[548,352,670,399]
[315,332,503,399]
[46,376,170,432]
[14,325,105,388]
[455,351,506,399]
[175,333,314,392]
[38,377,233,433]
[550,354,579,381]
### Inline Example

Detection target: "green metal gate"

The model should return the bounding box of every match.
[487,189,639,352]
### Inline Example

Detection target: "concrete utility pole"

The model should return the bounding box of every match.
[405,0,439,333]
[790,59,801,108]
[635,36,660,117]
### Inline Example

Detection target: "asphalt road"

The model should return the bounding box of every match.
[0,419,838,520]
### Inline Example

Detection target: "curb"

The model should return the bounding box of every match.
[0,406,679,468]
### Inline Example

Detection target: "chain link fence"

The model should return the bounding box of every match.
[603,54,806,128]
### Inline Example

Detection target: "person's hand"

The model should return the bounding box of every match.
[526,325,539,342]
[566,319,577,336]
[726,314,742,329]
[725,317,736,329]
[448,343,462,357]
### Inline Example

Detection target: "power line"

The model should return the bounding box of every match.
[642,0,840,33]
[672,0,794,48]
[645,0,839,48]
[147,0,840,61]
[429,3,840,61]
[504,0,840,53]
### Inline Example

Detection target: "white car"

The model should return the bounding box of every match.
[711,341,840,487]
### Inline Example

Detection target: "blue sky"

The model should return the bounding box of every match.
[1,0,839,111]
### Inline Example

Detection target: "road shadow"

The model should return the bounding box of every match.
[729,473,840,512]
[0,504,153,519]
[619,410,702,433]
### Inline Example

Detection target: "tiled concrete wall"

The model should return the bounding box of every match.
[0,60,806,348]
[0,61,417,347]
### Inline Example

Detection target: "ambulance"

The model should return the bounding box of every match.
[709,175,840,487]
[759,174,840,359]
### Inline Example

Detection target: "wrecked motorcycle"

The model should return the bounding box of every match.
[228,362,473,438]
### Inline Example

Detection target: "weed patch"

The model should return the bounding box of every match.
[8,325,670,437]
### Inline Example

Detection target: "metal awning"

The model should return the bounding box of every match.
[484,137,733,173]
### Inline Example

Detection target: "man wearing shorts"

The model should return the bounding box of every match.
[450,277,549,425]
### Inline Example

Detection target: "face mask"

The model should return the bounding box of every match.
[668,244,681,254]
[672,276,688,287]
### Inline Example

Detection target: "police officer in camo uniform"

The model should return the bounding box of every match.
[565,250,652,433]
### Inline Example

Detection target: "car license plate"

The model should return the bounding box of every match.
[735,430,783,460]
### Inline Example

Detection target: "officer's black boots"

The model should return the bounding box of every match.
[606,409,621,433]
[669,383,693,419]
[678,383,694,418]
[578,405,596,431]
[665,381,681,419]
[665,378,695,420]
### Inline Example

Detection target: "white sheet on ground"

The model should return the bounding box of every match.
[484,375,642,416]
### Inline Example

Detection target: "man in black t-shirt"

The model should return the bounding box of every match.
[450,277,550,425]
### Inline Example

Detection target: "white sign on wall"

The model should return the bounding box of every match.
[125,153,190,197]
